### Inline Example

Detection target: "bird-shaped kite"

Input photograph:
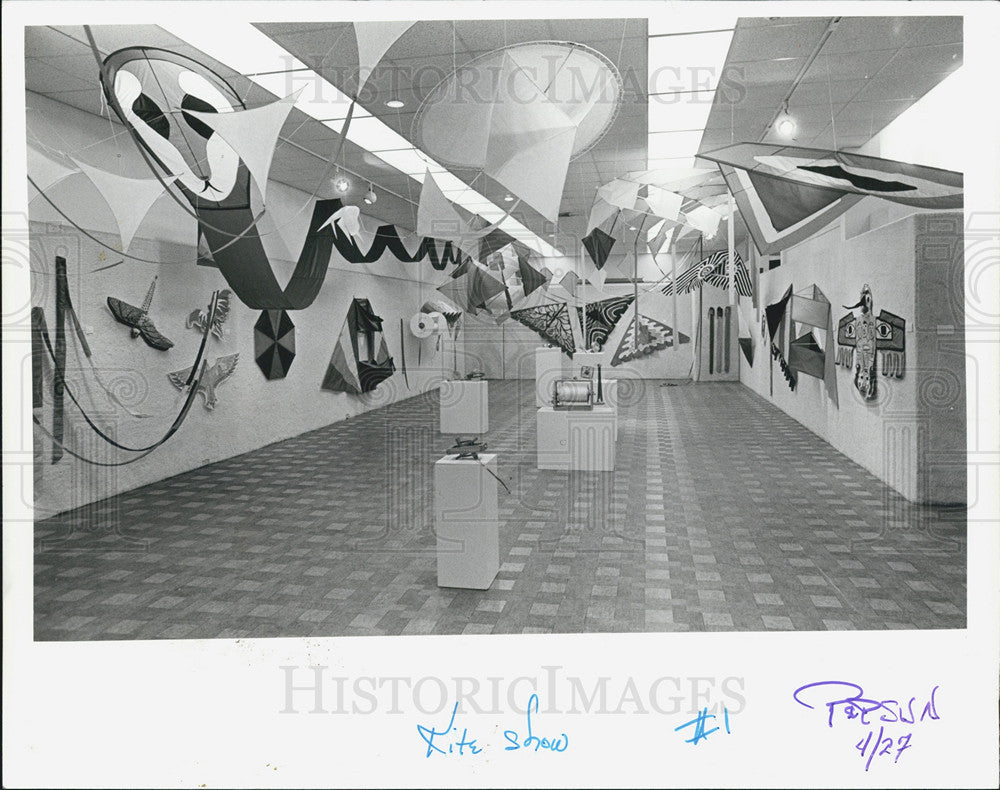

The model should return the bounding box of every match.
[166,353,239,410]
[107,276,173,350]
[836,284,906,401]
[186,289,232,339]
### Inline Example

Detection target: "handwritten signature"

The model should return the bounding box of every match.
[417,693,568,758]
[793,681,940,771]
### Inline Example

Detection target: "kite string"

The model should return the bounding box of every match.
[36,292,218,456]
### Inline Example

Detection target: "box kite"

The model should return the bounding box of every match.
[322,298,396,395]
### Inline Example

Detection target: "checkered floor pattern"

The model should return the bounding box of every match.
[34,380,966,640]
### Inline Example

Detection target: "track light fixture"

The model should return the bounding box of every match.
[363,183,377,205]
[332,166,351,194]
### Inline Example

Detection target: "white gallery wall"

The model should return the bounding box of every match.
[28,93,465,519]
[739,201,965,504]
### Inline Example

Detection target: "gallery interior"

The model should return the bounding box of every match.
[24,14,969,641]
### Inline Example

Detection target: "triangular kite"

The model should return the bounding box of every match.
[72,159,173,253]
[353,21,415,92]
[517,253,548,297]
[610,314,690,366]
[576,296,635,352]
[510,301,576,356]
[186,91,300,204]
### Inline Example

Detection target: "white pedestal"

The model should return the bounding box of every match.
[571,352,603,377]
[536,406,616,471]
[434,453,499,589]
[439,380,489,434]
[535,347,564,407]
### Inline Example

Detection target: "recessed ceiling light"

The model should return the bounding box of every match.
[333,175,351,194]
[503,194,514,202]
[629,226,637,231]
[385,99,405,109]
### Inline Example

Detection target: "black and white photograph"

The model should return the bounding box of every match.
[3,1,998,787]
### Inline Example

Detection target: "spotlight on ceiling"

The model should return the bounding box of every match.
[333,174,351,194]
[629,225,637,231]
[363,183,377,205]
[775,101,797,138]
[385,99,405,109]
[503,194,514,202]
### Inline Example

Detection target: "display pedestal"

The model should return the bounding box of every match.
[439,380,489,434]
[535,347,564,407]
[434,453,499,589]
[536,406,616,471]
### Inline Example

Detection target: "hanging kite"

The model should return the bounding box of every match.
[517,250,549,297]
[576,296,635,351]
[661,250,752,298]
[610,314,689,367]
[187,289,232,339]
[107,276,173,350]
[100,47,338,312]
[412,41,622,223]
[421,299,462,337]
[322,298,396,394]
[254,310,296,380]
[509,302,576,357]
[167,354,239,411]
[836,284,906,401]
[700,143,963,255]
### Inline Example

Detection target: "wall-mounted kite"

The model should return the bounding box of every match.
[661,250,752,298]
[610,315,689,367]
[576,296,635,351]
[764,285,796,392]
[509,302,576,357]
[167,354,239,411]
[254,309,296,380]
[788,285,838,406]
[836,284,906,401]
[187,289,232,339]
[107,276,173,350]
[322,298,396,394]
[701,143,963,255]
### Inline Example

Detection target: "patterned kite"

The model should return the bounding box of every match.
[509,302,576,356]
[610,315,689,366]
[836,284,906,401]
[661,250,752,298]
[254,309,296,380]
[575,296,635,351]
[700,143,962,255]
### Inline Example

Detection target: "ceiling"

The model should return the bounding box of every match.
[24,15,961,262]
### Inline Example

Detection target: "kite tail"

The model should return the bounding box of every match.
[772,343,797,391]
[836,347,854,368]
[881,350,905,378]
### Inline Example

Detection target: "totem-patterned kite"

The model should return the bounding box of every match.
[836,284,906,401]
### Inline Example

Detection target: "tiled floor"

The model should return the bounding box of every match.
[34,380,967,640]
